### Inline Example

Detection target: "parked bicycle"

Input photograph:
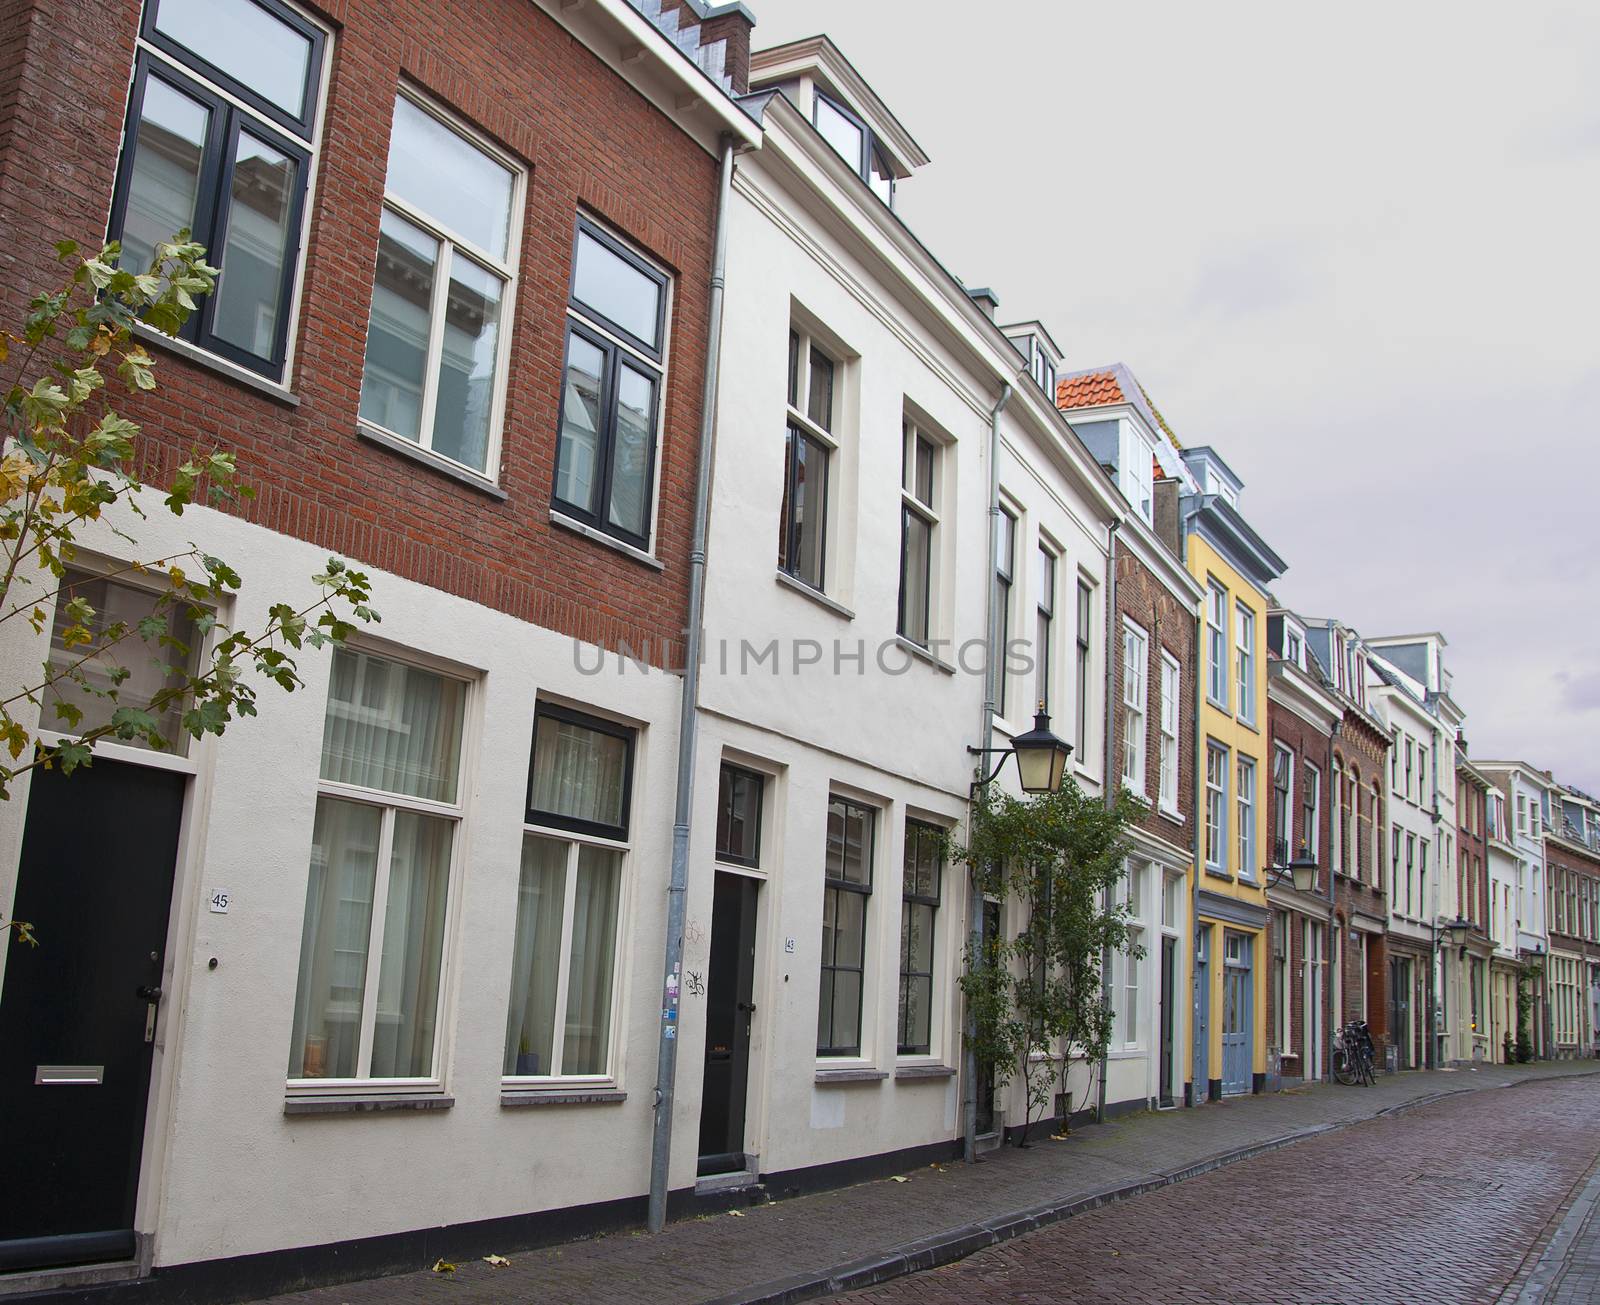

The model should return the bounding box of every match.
[1333,1020,1377,1086]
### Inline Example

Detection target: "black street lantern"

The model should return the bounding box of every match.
[971,706,1074,794]
[1288,844,1318,894]
[1010,709,1073,794]
[1445,916,1472,950]
[1267,842,1318,894]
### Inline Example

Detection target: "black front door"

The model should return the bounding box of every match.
[1159,935,1177,1107]
[697,871,758,1176]
[0,759,186,1272]
[974,898,1001,1136]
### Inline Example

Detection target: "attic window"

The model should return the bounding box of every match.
[814,91,895,208]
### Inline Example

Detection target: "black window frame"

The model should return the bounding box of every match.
[898,819,943,1055]
[812,90,898,210]
[897,422,936,647]
[108,45,313,382]
[818,795,874,1058]
[995,505,1016,717]
[141,0,325,139]
[525,702,637,842]
[779,326,836,593]
[554,217,670,551]
[715,762,765,868]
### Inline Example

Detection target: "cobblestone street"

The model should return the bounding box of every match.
[842,1074,1600,1305]
[250,1063,1598,1305]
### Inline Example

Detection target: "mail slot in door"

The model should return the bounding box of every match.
[35,1065,104,1085]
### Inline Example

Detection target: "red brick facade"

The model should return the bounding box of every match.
[1109,533,1196,847]
[0,0,737,667]
[1333,711,1389,1039]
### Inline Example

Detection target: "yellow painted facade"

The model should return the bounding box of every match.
[1187,532,1272,1096]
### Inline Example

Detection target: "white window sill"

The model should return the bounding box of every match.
[776,569,854,619]
[134,320,300,407]
[283,1092,453,1115]
[501,1087,627,1107]
[1158,806,1185,826]
[1106,1047,1145,1060]
[550,509,664,570]
[357,422,508,500]
[895,635,955,675]
[1203,866,1233,882]
[894,1062,956,1080]
[814,1066,888,1084]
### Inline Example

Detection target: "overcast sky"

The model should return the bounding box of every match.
[754,0,1600,794]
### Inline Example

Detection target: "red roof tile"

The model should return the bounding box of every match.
[1055,370,1124,410]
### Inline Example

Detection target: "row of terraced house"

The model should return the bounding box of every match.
[0,0,1594,1298]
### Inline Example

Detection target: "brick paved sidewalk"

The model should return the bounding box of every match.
[262,1061,1599,1305]
[1509,1144,1600,1304]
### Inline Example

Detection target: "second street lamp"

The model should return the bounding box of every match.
[1267,842,1319,895]
[970,707,1074,794]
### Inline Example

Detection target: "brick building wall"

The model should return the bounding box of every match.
[1544,836,1600,1053]
[1109,534,1196,845]
[0,0,735,668]
[1265,690,1334,1080]
[1334,712,1389,1038]
[1458,771,1491,933]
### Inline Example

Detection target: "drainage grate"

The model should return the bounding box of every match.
[1406,1171,1504,1195]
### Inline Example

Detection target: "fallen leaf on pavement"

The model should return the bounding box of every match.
[431,1259,456,1274]
[727,1209,744,1217]
[889,1175,910,1183]
[483,1254,511,1268]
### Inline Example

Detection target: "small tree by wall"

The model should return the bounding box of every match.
[956,778,1146,1146]
[1,235,378,945]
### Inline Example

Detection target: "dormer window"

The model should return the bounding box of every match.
[1285,629,1304,669]
[814,90,895,208]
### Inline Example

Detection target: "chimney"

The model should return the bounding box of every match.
[700,2,755,94]
[966,286,1000,319]
[1153,477,1181,556]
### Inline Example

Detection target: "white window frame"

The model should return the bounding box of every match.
[1205,581,1228,709]
[1121,619,1149,795]
[1205,741,1229,873]
[356,87,525,483]
[1237,754,1257,881]
[1303,761,1321,860]
[1234,601,1255,725]
[288,646,472,1094]
[1271,744,1294,866]
[1158,652,1180,815]
[1115,861,1145,1050]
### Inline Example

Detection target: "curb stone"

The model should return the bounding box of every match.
[713,1068,1600,1305]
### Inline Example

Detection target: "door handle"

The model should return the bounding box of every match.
[136,985,162,1002]
[737,1002,756,1014]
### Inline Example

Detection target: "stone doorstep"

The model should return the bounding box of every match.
[709,1066,1600,1305]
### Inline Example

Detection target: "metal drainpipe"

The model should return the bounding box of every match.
[1177,508,1203,1100]
[1326,719,1341,1082]
[963,379,1013,1165]
[1095,520,1120,1123]
[646,135,735,1235]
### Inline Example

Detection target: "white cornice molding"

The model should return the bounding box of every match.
[538,0,762,152]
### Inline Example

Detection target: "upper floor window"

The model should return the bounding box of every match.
[1285,629,1303,668]
[779,325,837,591]
[1121,621,1148,795]
[1303,762,1321,860]
[994,506,1017,718]
[359,92,522,481]
[1271,745,1293,866]
[1075,580,1093,759]
[898,421,939,648]
[111,0,327,382]
[814,91,895,207]
[1035,545,1057,713]
[1158,653,1180,814]
[1205,582,1228,709]
[1204,742,1229,872]
[552,219,669,546]
[1234,602,1256,724]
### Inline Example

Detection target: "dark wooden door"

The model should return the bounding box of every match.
[974,898,1001,1135]
[0,759,185,1271]
[1159,935,1177,1107]
[697,872,758,1176]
